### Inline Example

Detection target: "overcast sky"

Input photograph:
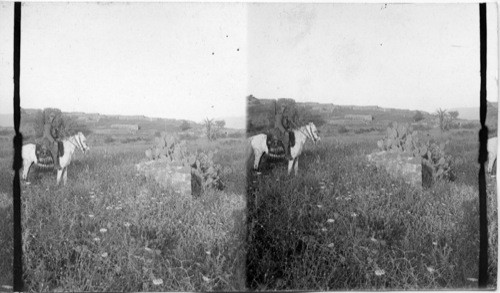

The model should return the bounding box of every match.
[0,2,498,121]
[0,2,247,122]
[248,3,498,112]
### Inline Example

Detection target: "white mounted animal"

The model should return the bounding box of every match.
[22,132,90,185]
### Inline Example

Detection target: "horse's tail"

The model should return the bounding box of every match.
[246,135,254,158]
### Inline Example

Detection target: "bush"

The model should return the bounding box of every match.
[413,111,425,122]
[104,136,115,144]
[180,120,191,132]
[338,125,349,134]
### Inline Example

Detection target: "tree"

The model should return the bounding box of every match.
[449,111,459,120]
[180,120,191,131]
[204,118,225,141]
[413,110,425,122]
[436,108,451,132]
[215,120,225,129]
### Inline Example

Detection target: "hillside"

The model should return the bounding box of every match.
[247,96,433,133]
[451,101,498,121]
[246,96,499,137]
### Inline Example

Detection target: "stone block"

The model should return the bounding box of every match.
[136,159,192,195]
[367,150,422,188]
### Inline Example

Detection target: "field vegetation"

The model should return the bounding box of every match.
[0,113,247,291]
[246,98,497,290]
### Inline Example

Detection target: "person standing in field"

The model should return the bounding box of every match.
[275,102,292,160]
[42,112,61,169]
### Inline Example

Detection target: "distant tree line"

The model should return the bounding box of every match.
[20,108,91,140]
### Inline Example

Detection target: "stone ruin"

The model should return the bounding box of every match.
[367,151,422,187]
[368,122,454,189]
[136,132,224,196]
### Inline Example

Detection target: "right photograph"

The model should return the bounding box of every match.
[245,3,498,290]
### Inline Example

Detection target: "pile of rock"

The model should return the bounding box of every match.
[137,133,224,196]
[369,122,454,188]
[367,151,422,188]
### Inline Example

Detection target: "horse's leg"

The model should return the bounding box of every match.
[294,157,299,176]
[56,169,63,186]
[488,154,496,173]
[63,167,68,185]
[287,159,294,175]
[254,151,263,171]
[22,160,31,180]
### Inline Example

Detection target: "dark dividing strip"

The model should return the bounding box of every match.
[12,2,23,291]
[478,3,488,288]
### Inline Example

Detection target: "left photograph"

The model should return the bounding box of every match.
[0,2,247,291]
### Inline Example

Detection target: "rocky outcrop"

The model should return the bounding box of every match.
[367,150,423,188]
[136,159,192,195]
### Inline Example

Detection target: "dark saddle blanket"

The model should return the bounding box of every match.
[35,141,64,160]
[266,131,295,154]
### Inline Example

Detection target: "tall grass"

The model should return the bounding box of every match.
[0,142,13,290]
[21,139,246,291]
[247,131,497,290]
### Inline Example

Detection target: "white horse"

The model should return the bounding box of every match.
[249,122,321,175]
[22,132,90,185]
[487,136,497,174]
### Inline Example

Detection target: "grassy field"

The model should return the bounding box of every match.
[246,126,497,290]
[0,136,14,292]
[0,131,247,292]
[0,114,497,291]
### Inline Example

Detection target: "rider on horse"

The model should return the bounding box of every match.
[275,102,292,160]
[42,112,61,169]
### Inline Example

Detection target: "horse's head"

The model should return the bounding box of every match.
[307,122,321,144]
[75,132,90,153]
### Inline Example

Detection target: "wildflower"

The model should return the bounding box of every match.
[351,212,358,217]
[101,252,108,258]
[327,219,335,223]
[124,222,131,228]
[327,243,334,248]
[317,205,323,208]
[432,241,438,246]
[152,278,163,286]
[88,214,95,218]
[321,228,327,232]
[93,237,100,242]
[370,237,377,243]
[374,269,385,276]
[99,228,107,233]
[426,266,436,273]
[202,275,210,282]
[206,251,211,255]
